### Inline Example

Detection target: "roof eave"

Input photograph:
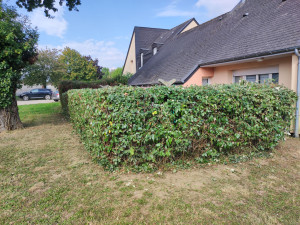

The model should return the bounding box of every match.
[129,80,183,87]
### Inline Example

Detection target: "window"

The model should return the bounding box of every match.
[234,76,242,83]
[246,75,256,83]
[258,73,279,84]
[31,89,38,93]
[272,73,279,84]
[259,74,269,83]
[233,67,279,84]
[202,78,210,86]
[235,74,279,84]
[153,47,158,55]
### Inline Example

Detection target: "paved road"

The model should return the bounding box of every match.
[17,100,58,106]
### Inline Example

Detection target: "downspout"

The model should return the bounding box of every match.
[294,49,300,138]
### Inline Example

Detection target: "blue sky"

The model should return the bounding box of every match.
[5,0,239,69]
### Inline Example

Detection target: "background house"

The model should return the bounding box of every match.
[124,0,300,90]
[123,0,300,134]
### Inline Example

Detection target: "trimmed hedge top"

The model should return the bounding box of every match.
[58,76,129,95]
[67,83,297,171]
[58,75,130,116]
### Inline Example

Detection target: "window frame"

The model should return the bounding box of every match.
[233,73,279,84]
[233,66,279,84]
[202,78,210,86]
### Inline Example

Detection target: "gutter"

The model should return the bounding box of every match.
[294,49,300,138]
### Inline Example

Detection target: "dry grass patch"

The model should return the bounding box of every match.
[0,103,299,224]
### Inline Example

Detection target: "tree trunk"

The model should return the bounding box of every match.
[0,96,23,133]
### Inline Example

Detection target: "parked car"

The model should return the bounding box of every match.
[52,91,60,102]
[19,89,52,101]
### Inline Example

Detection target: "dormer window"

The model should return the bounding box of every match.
[140,53,144,68]
[153,47,158,55]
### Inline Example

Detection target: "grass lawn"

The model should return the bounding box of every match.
[0,103,299,224]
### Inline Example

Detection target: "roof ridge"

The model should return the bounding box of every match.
[148,18,198,48]
[191,0,243,30]
[196,12,229,28]
[134,26,169,31]
[171,18,194,30]
[170,17,199,33]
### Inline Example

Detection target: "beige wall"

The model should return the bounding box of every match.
[291,54,298,92]
[123,32,136,75]
[181,20,198,34]
[183,68,214,87]
[210,56,292,88]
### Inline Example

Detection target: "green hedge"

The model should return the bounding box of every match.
[68,83,297,171]
[59,76,129,95]
[59,75,130,116]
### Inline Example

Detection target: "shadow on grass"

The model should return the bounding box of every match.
[18,102,68,128]
[21,114,68,128]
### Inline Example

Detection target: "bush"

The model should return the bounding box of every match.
[58,76,129,95]
[67,83,297,171]
[58,74,131,116]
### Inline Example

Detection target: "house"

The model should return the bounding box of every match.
[123,0,300,135]
[124,0,300,89]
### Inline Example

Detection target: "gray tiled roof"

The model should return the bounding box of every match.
[133,19,197,70]
[134,27,168,70]
[129,0,300,86]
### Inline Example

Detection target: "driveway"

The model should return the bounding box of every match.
[17,100,58,106]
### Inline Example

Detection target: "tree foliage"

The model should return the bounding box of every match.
[23,48,64,88]
[109,67,123,79]
[0,4,38,109]
[16,0,81,17]
[102,67,132,80]
[102,67,110,77]
[84,56,104,80]
[59,47,102,81]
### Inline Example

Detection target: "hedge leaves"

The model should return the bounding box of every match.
[68,83,297,171]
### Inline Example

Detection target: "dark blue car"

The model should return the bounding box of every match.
[19,89,52,101]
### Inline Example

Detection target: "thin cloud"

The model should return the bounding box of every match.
[40,39,126,69]
[195,0,240,18]
[157,0,196,17]
[29,4,67,38]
